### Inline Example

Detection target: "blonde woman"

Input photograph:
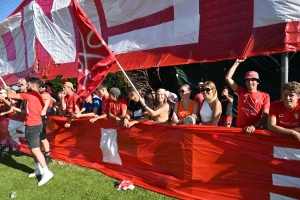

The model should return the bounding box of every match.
[200,81,222,126]
[171,84,199,124]
[140,88,170,122]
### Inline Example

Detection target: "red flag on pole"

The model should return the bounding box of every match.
[72,0,115,99]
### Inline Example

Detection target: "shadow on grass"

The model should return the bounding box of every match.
[0,147,34,174]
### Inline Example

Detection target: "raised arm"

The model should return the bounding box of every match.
[225,59,246,92]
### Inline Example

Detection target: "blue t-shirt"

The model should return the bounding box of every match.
[83,98,101,115]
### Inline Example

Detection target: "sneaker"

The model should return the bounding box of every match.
[38,171,54,186]
[28,168,41,178]
[45,156,53,165]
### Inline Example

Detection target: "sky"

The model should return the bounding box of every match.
[0,0,23,22]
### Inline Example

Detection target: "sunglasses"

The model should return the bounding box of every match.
[201,88,212,93]
[178,90,189,93]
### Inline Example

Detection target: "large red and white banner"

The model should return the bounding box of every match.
[0,0,300,84]
[0,116,299,199]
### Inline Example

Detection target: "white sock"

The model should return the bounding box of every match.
[37,163,43,174]
[42,167,49,174]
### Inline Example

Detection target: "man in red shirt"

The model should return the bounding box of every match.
[107,88,127,122]
[225,58,270,134]
[194,82,204,114]
[90,84,110,123]
[268,81,300,141]
[6,77,53,186]
[39,82,53,164]
[61,82,81,127]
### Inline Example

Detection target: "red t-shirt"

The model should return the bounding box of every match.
[20,91,45,126]
[101,96,110,114]
[108,98,127,117]
[64,93,81,114]
[194,93,204,111]
[269,100,300,128]
[235,86,270,128]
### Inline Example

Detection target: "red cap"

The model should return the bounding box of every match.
[244,71,261,82]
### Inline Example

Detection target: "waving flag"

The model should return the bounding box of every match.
[72,0,115,99]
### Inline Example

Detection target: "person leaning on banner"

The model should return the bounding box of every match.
[122,87,149,128]
[74,94,101,118]
[225,58,270,134]
[268,81,300,141]
[61,82,82,128]
[89,84,110,123]
[107,87,128,123]
[139,88,170,123]
[219,86,234,127]
[54,90,64,115]
[171,84,199,125]
[199,81,222,126]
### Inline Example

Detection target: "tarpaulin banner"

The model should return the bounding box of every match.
[1,116,299,199]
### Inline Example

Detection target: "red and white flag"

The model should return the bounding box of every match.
[72,0,115,99]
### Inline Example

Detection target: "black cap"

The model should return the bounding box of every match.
[45,82,53,87]
[40,82,46,88]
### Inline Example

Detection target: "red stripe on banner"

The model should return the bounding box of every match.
[94,0,174,43]
[1,32,17,62]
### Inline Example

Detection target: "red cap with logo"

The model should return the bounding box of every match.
[244,71,261,82]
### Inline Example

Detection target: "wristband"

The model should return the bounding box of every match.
[253,124,258,128]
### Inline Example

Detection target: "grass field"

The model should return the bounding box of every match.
[0,150,175,200]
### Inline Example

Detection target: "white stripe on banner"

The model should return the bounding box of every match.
[108,0,200,54]
[272,174,300,189]
[100,128,122,165]
[270,193,297,200]
[274,146,300,161]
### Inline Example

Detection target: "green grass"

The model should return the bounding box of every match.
[0,150,175,200]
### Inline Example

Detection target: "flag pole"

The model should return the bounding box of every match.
[0,77,7,86]
[115,61,142,99]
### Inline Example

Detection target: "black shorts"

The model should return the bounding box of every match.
[25,124,42,149]
[40,115,47,140]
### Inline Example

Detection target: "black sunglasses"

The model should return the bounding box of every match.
[201,88,212,93]
[178,90,189,93]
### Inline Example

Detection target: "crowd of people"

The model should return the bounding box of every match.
[0,58,300,185]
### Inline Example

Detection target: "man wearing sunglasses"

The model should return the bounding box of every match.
[225,58,270,134]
